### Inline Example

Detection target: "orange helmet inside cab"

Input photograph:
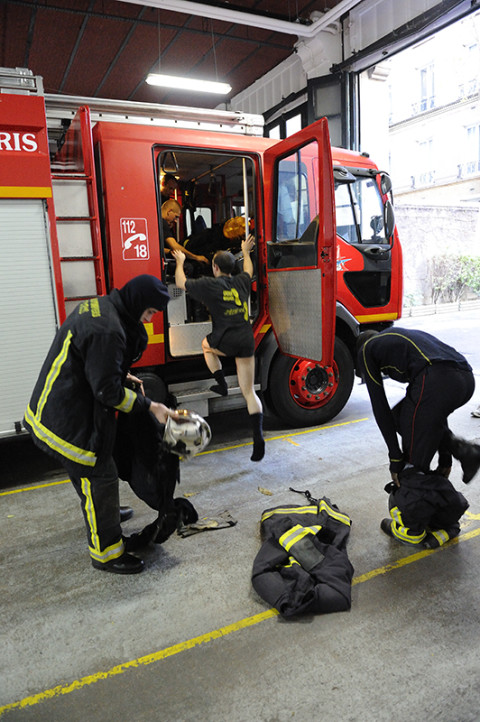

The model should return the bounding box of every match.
[223,217,247,240]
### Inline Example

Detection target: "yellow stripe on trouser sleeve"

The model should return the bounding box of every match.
[430,529,450,546]
[81,478,124,563]
[390,505,426,544]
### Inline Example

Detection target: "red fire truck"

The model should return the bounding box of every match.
[0,67,401,439]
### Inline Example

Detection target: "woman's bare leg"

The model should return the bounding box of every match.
[236,356,264,461]
[202,337,228,395]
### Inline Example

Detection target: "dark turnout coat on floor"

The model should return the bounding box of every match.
[252,497,354,618]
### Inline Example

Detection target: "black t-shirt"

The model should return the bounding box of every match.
[186,272,252,348]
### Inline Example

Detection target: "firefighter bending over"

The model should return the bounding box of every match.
[356,327,480,549]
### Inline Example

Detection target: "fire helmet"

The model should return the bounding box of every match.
[163,409,212,460]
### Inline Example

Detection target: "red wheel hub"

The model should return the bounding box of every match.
[287,359,339,409]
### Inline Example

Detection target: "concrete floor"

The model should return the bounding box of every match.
[1,309,480,721]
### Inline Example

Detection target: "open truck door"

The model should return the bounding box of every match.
[263,119,341,426]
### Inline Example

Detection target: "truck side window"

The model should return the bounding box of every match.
[335,174,389,245]
[268,146,317,269]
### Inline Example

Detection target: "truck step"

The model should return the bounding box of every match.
[169,377,260,418]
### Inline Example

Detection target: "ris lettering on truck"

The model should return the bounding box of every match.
[0,131,38,152]
[120,218,149,260]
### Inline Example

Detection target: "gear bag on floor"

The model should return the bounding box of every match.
[251,490,354,618]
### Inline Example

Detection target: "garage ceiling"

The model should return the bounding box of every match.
[1,0,351,108]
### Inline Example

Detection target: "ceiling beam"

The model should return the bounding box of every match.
[115,0,360,37]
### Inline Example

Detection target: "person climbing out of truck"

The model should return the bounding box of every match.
[161,199,209,272]
[24,274,180,575]
[356,327,480,549]
[173,236,265,462]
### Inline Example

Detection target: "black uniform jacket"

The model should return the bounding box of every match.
[252,497,354,618]
[24,290,151,469]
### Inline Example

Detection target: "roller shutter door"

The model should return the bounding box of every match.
[0,199,59,438]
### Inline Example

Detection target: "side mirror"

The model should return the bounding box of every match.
[380,173,392,195]
[384,199,395,241]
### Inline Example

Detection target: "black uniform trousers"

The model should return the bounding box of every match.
[62,456,124,565]
[392,363,475,473]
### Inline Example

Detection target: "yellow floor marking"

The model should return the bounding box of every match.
[1,417,369,494]
[0,479,70,496]
[1,522,479,716]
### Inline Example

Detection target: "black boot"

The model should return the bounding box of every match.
[450,434,480,484]
[210,369,228,396]
[250,412,265,462]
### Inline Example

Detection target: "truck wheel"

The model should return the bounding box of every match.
[269,337,354,427]
[137,372,167,403]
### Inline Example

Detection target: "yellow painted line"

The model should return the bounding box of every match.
[353,525,480,585]
[0,479,70,496]
[0,610,278,715]
[1,418,368,495]
[2,522,479,716]
[0,186,52,198]
[199,417,368,456]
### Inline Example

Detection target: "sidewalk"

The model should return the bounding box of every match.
[402,298,480,317]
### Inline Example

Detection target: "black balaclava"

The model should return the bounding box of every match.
[119,275,170,322]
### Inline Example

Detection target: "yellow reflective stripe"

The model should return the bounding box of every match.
[0,185,52,198]
[89,540,124,563]
[115,387,136,413]
[82,477,100,552]
[431,529,450,546]
[24,404,97,466]
[355,313,398,323]
[261,505,319,522]
[318,499,352,526]
[279,524,322,552]
[262,502,351,527]
[284,556,301,568]
[37,331,72,418]
[391,522,426,544]
[390,505,403,526]
[81,477,125,562]
[389,507,426,543]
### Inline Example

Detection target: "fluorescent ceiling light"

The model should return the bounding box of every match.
[146,73,231,95]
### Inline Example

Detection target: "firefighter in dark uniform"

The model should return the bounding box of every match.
[24,274,178,574]
[356,327,480,548]
[173,236,265,462]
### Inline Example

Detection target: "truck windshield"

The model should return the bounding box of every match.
[335,173,388,245]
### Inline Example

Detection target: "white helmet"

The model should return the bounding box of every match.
[164,409,212,460]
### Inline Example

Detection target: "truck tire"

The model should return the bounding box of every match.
[268,337,354,427]
[137,372,167,403]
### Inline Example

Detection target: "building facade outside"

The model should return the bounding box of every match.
[361,10,480,304]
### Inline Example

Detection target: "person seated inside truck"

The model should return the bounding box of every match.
[161,199,210,276]
[183,216,252,262]
[160,173,179,205]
